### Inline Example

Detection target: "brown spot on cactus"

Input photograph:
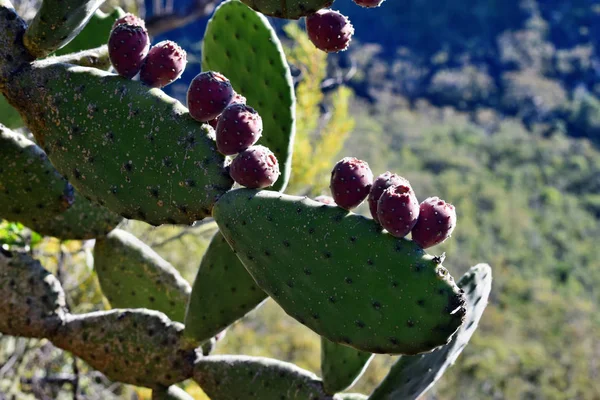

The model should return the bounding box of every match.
[229,145,280,188]
[305,10,354,53]
[108,24,150,79]
[411,197,457,249]
[377,185,420,238]
[140,40,187,89]
[329,157,373,210]
[368,172,410,223]
[216,104,263,155]
[187,71,234,122]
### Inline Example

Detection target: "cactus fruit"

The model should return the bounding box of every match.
[213,189,466,355]
[330,157,373,210]
[315,195,336,205]
[208,92,247,129]
[369,264,492,400]
[229,145,281,188]
[194,355,336,399]
[0,250,67,339]
[411,197,457,249]
[187,71,235,122]
[321,338,374,394]
[108,24,150,79]
[368,172,409,224]
[203,0,296,191]
[2,63,233,226]
[52,309,197,388]
[140,41,187,89]
[184,232,268,344]
[215,104,263,155]
[239,0,334,19]
[0,125,75,228]
[152,385,195,400]
[94,229,191,323]
[352,0,386,7]
[113,13,146,29]
[377,185,420,238]
[306,10,354,53]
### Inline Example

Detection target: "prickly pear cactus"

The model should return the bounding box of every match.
[321,338,374,394]
[368,264,492,400]
[94,229,191,323]
[203,0,296,192]
[0,124,74,228]
[239,0,333,19]
[184,231,267,343]
[0,95,23,128]
[194,355,336,399]
[213,189,466,355]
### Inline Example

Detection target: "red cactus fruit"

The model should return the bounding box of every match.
[112,13,146,29]
[139,40,187,88]
[208,92,247,129]
[216,104,263,155]
[108,24,150,79]
[368,171,410,224]
[315,195,336,205]
[411,197,457,249]
[329,157,373,210]
[352,0,386,8]
[377,185,420,238]
[305,9,354,53]
[230,145,280,189]
[187,71,235,122]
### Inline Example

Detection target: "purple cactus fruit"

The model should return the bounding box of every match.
[108,24,150,79]
[216,104,263,155]
[377,185,420,238]
[411,197,457,249]
[230,145,280,189]
[208,92,247,129]
[368,171,410,224]
[139,40,187,88]
[315,195,336,205]
[187,71,234,122]
[352,0,386,8]
[329,157,373,210]
[305,9,354,53]
[112,13,146,29]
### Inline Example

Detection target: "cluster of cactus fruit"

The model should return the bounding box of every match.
[0,0,492,399]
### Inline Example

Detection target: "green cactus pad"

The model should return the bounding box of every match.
[94,229,191,322]
[52,309,196,388]
[203,0,296,192]
[0,124,74,228]
[213,189,466,355]
[0,94,24,128]
[4,62,234,226]
[184,231,267,343]
[368,264,492,400]
[194,355,336,399]
[239,0,334,19]
[0,250,67,338]
[55,8,125,57]
[339,395,367,400]
[321,338,374,394]
[152,386,194,400]
[24,0,105,58]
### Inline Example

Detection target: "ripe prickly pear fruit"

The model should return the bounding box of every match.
[377,185,420,238]
[411,197,457,249]
[352,0,386,8]
[329,157,373,210]
[368,172,410,224]
[216,104,263,155]
[113,13,146,29]
[208,92,247,129]
[306,10,354,53]
[187,71,234,122]
[140,40,187,88]
[230,145,280,189]
[108,24,150,79]
[315,195,336,205]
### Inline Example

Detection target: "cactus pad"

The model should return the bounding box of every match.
[152,386,194,400]
[213,189,466,355]
[194,355,336,399]
[239,0,334,19]
[4,62,234,226]
[321,338,374,394]
[184,231,267,343]
[368,264,492,400]
[0,125,74,228]
[0,250,67,338]
[203,0,295,191]
[0,94,23,128]
[94,229,191,322]
[52,309,197,388]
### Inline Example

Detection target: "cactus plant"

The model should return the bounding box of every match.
[0,0,493,398]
